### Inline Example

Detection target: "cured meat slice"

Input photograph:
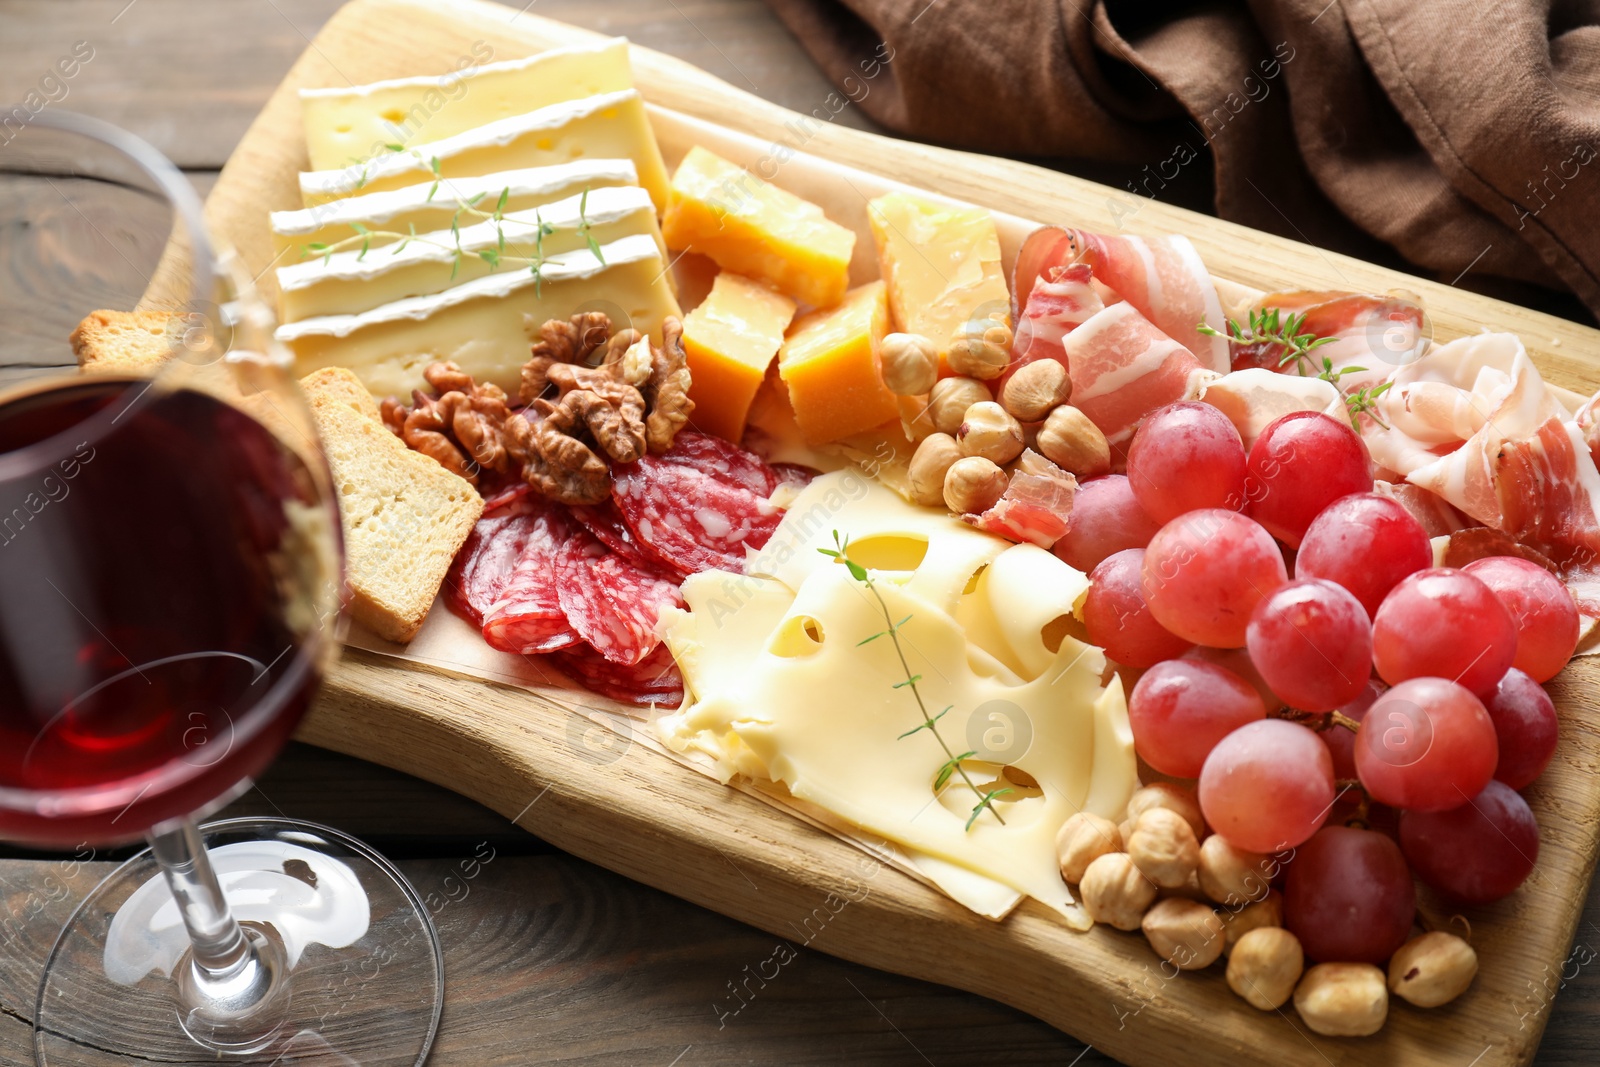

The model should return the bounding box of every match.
[1008,263,1104,387]
[1013,226,1228,373]
[966,450,1078,548]
[613,454,783,574]
[1364,333,1600,557]
[1234,290,1426,395]
[555,531,686,666]
[655,430,779,496]
[481,506,580,655]
[1062,302,1214,447]
[570,499,667,571]
[770,462,819,494]
[444,493,546,627]
[555,643,684,708]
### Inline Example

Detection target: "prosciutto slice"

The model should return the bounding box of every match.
[1062,302,1215,446]
[966,450,1078,548]
[1237,290,1426,394]
[1013,226,1229,373]
[1363,333,1600,556]
[1011,263,1105,378]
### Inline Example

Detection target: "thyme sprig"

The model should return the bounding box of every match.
[1199,307,1337,377]
[820,532,1008,830]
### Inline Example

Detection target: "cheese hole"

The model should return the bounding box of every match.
[769,614,825,658]
[1000,765,1043,797]
[836,534,928,572]
[1040,613,1087,654]
[379,108,405,124]
[932,760,1044,825]
[962,563,989,596]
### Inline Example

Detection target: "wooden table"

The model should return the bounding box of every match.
[1,2,1597,1063]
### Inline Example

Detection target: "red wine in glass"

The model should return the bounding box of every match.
[0,377,324,846]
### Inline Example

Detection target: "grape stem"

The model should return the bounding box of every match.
[1329,711,1362,733]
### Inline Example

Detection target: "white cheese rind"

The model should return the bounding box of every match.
[276,186,661,322]
[299,39,633,171]
[270,161,638,255]
[297,90,670,212]
[274,233,679,398]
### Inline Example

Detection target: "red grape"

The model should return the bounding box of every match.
[1128,660,1266,777]
[1371,568,1516,696]
[1400,780,1539,903]
[1183,645,1283,712]
[1142,510,1288,648]
[1462,556,1580,682]
[1483,668,1559,790]
[1082,549,1192,668]
[1283,826,1416,964]
[1053,475,1161,573]
[1246,578,1373,711]
[1354,677,1497,811]
[1125,402,1247,523]
[1245,411,1373,547]
[1295,493,1432,617]
[1199,719,1335,853]
[1322,681,1383,780]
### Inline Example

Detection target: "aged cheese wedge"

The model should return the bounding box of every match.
[276,185,661,323]
[776,281,897,446]
[270,161,638,262]
[656,472,1138,923]
[661,146,855,309]
[275,233,679,398]
[299,39,634,172]
[681,273,796,442]
[868,191,1011,373]
[298,90,670,212]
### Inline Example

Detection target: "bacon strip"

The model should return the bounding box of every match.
[1062,302,1215,446]
[1013,226,1229,373]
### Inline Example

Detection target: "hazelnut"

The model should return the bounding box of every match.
[946,321,1012,380]
[1158,869,1209,903]
[879,332,938,396]
[956,402,1025,465]
[1127,808,1200,889]
[1227,927,1304,1010]
[908,433,962,508]
[943,456,1007,515]
[1387,932,1477,1008]
[1080,852,1158,931]
[1294,963,1388,1037]
[1000,360,1071,422]
[1223,889,1284,952]
[928,377,992,435]
[1056,812,1122,883]
[1198,835,1275,907]
[898,394,938,443]
[1140,898,1224,971]
[1126,783,1206,840]
[1036,404,1111,477]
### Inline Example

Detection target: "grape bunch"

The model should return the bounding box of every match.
[1066,402,1580,1005]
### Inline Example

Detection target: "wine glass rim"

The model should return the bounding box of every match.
[0,637,323,821]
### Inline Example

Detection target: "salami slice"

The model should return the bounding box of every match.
[569,499,669,572]
[613,457,783,574]
[481,506,580,654]
[554,643,684,708]
[555,531,685,666]
[444,493,546,627]
[656,431,779,496]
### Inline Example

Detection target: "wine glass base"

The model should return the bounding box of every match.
[33,817,443,1066]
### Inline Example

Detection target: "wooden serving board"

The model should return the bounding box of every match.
[157,1,1600,1062]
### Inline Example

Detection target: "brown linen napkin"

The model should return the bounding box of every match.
[763,0,1600,317]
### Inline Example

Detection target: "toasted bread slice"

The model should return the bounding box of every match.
[71,310,180,373]
[300,366,483,642]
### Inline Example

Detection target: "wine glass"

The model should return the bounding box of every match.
[0,111,443,1063]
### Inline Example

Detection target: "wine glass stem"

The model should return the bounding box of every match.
[148,819,249,976]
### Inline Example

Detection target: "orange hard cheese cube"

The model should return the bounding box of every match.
[778,281,898,446]
[682,272,796,442]
[867,191,1011,374]
[661,146,855,309]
